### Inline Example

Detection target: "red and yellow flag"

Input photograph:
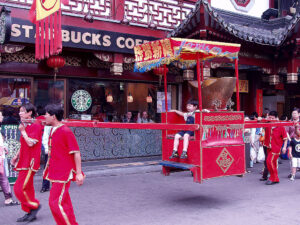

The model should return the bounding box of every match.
[36,0,61,21]
[30,0,68,59]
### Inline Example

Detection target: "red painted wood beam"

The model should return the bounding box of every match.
[64,121,200,130]
[245,121,294,129]
[0,62,178,83]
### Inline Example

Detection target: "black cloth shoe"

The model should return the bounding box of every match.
[259,177,267,181]
[40,188,49,193]
[169,151,179,159]
[180,151,188,159]
[265,180,279,185]
[17,213,31,222]
[26,204,41,222]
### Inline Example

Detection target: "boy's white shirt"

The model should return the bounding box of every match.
[183,110,199,121]
[42,125,52,154]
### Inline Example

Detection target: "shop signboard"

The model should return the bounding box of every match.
[234,80,248,93]
[157,92,171,113]
[9,18,158,54]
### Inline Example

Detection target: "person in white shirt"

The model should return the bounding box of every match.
[0,110,19,206]
[40,125,51,193]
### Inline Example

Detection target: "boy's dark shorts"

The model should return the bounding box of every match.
[177,130,194,137]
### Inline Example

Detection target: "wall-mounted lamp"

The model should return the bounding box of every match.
[106,93,113,102]
[127,92,133,103]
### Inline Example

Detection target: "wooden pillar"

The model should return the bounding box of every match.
[112,0,125,21]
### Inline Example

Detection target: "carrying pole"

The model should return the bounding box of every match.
[196,54,202,111]
[164,64,168,122]
[235,58,240,111]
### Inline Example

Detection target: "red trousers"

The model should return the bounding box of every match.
[266,151,280,182]
[49,182,78,225]
[14,170,39,213]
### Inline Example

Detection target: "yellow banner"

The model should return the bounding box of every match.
[36,0,60,21]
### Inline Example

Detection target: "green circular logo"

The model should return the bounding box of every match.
[71,90,92,112]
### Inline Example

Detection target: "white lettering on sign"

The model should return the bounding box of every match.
[116,36,125,48]
[11,24,21,37]
[92,33,101,45]
[103,35,111,47]
[82,32,91,45]
[62,30,70,42]
[71,31,81,44]
[10,22,152,52]
[22,25,33,38]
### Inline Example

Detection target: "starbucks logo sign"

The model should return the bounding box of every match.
[71,90,92,112]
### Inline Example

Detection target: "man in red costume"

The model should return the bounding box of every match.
[44,103,84,225]
[11,103,43,222]
[264,110,288,185]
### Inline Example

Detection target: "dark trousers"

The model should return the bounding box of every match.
[262,146,269,179]
[42,154,50,190]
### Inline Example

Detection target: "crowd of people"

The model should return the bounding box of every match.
[245,108,300,185]
[95,110,155,123]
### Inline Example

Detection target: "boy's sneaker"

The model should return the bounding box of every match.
[290,175,295,181]
[180,151,188,159]
[169,151,179,159]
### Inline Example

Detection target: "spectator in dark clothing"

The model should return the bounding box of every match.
[2,107,19,125]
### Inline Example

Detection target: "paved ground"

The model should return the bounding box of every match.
[1,158,300,225]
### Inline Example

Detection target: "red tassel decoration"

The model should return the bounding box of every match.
[45,17,49,58]
[50,14,53,55]
[41,19,44,59]
[30,0,65,59]
[35,21,40,60]
[58,8,62,53]
[54,11,58,53]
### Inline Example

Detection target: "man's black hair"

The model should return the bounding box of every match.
[37,106,46,116]
[280,115,288,121]
[251,112,258,118]
[45,104,64,121]
[269,110,278,118]
[21,103,36,118]
[187,99,198,108]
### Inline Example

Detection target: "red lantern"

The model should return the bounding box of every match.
[47,55,65,80]
[153,66,169,76]
[153,66,168,86]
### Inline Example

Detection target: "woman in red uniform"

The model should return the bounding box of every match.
[264,111,288,185]
[11,103,43,222]
[44,103,84,225]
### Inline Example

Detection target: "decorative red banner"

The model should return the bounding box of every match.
[256,89,263,116]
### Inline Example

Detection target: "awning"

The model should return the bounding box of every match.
[134,38,241,72]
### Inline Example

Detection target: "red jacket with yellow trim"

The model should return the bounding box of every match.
[45,125,80,182]
[15,122,43,171]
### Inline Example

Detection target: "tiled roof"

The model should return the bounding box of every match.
[169,0,300,46]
